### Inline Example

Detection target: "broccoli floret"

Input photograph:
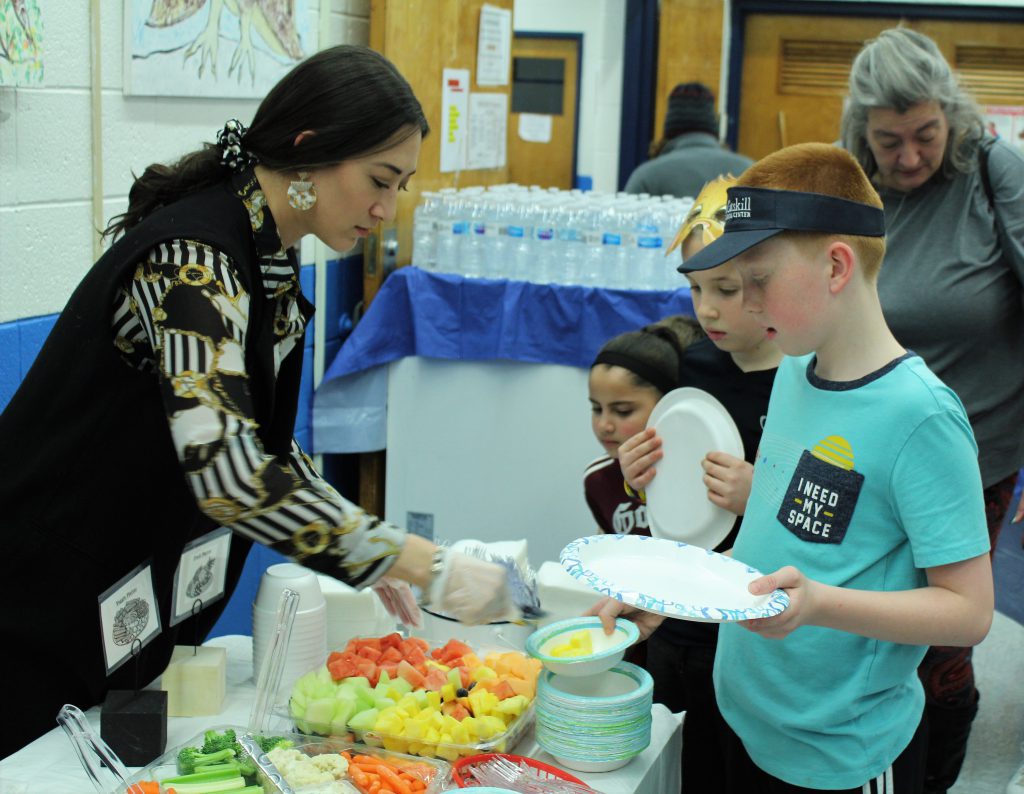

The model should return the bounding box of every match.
[176,746,236,775]
[200,728,238,754]
[256,735,294,753]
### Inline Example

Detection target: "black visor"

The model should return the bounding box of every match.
[678,186,886,273]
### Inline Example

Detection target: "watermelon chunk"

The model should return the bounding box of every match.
[356,645,383,662]
[397,659,426,689]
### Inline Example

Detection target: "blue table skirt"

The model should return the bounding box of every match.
[313,267,694,453]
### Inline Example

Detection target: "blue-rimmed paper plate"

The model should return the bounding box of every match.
[559,535,790,623]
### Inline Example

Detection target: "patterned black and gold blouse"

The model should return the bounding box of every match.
[109,169,405,587]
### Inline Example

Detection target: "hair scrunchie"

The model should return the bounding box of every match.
[216,118,259,171]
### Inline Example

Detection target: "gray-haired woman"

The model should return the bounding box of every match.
[841,26,1024,794]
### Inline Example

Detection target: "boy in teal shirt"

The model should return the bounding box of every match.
[593,142,992,793]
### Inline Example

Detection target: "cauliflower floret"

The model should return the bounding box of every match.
[265,747,351,790]
[310,753,349,775]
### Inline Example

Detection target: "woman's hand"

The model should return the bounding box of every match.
[618,428,663,492]
[584,596,665,641]
[738,565,820,640]
[371,577,423,628]
[702,451,753,515]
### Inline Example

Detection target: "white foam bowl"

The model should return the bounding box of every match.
[526,616,639,677]
[254,563,325,612]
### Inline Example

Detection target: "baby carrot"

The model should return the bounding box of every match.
[376,765,413,794]
[348,763,373,790]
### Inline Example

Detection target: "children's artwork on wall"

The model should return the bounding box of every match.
[0,0,43,85]
[124,0,310,98]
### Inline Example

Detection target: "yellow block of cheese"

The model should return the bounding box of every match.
[160,645,227,717]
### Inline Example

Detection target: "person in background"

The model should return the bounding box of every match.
[0,45,513,759]
[624,82,754,199]
[585,314,705,537]
[594,175,781,793]
[597,142,994,794]
[841,27,1024,794]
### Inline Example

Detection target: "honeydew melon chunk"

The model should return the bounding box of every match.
[388,677,414,696]
[332,701,358,733]
[446,667,462,689]
[348,706,380,733]
[410,690,429,707]
[343,683,376,711]
[305,697,338,730]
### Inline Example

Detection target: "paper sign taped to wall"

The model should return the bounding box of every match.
[441,68,471,172]
[477,4,511,87]
[518,113,553,143]
[467,93,508,170]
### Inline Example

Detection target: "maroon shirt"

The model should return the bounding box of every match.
[583,456,651,536]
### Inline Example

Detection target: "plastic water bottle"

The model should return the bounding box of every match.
[599,200,626,289]
[479,194,509,279]
[580,200,607,287]
[460,190,486,278]
[555,198,583,285]
[634,199,664,290]
[434,191,466,274]
[411,191,440,271]
[507,194,533,283]
[531,197,557,284]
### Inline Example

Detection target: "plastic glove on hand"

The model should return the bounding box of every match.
[428,550,516,626]
[371,576,423,628]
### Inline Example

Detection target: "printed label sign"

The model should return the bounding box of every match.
[98,563,162,675]
[169,527,232,626]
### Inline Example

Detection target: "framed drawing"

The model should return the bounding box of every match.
[0,0,43,85]
[124,0,310,98]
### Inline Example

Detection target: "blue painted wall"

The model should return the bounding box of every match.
[0,259,362,638]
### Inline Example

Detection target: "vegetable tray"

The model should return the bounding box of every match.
[123,724,452,794]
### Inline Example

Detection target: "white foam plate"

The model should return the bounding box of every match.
[645,387,744,549]
[560,535,789,623]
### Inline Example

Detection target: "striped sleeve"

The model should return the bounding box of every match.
[123,239,406,587]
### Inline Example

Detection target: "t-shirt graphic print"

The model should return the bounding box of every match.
[777,435,863,544]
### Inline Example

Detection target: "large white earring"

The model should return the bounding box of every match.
[287,171,317,211]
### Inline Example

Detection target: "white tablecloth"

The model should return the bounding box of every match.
[0,635,682,794]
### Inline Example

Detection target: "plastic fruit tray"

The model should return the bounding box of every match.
[285,698,536,763]
[284,634,541,762]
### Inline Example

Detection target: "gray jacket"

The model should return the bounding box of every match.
[624,132,754,199]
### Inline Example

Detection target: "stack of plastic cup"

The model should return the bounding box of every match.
[315,574,397,651]
[252,563,326,700]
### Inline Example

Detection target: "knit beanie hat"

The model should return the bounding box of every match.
[663,82,718,139]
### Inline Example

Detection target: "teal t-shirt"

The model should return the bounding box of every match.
[714,353,990,789]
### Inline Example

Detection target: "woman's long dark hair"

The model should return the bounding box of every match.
[105,45,429,238]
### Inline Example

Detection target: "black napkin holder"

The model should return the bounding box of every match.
[100,689,167,766]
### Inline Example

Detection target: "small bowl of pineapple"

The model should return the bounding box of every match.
[525,616,640,678]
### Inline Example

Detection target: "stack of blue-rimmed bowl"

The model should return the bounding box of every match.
[534,662,654,772]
